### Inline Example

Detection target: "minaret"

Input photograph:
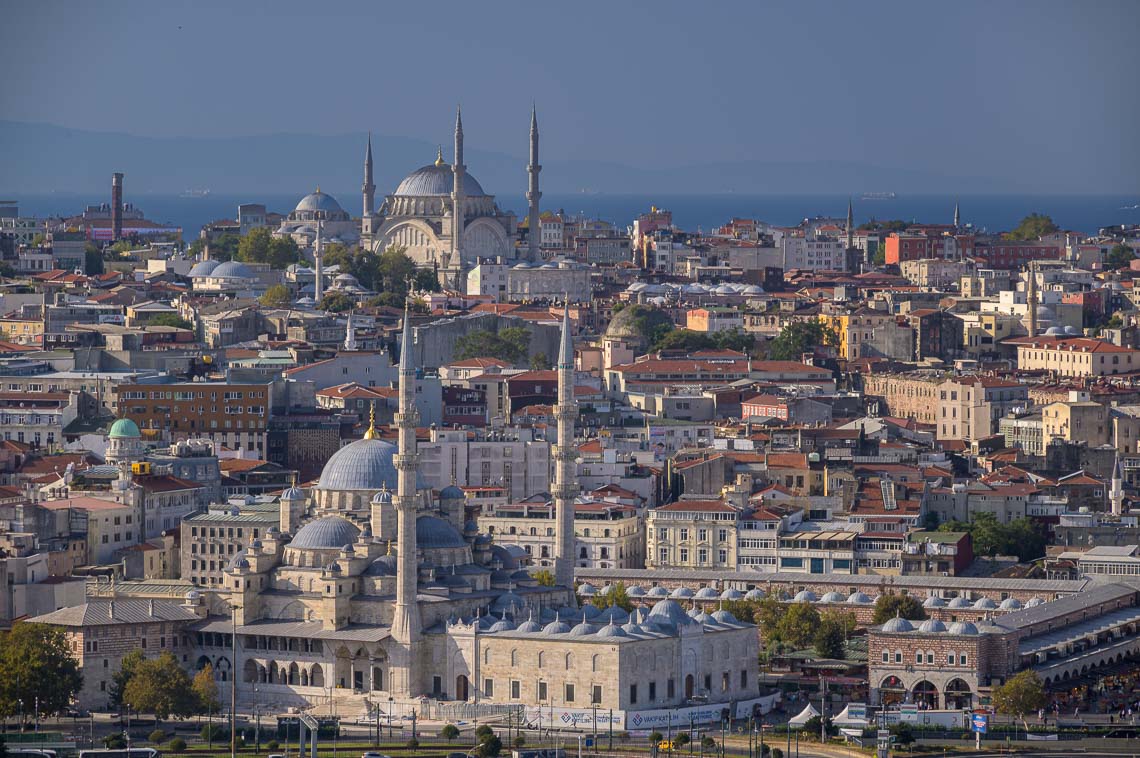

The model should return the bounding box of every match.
[391,301,422,692]
[845,197,854,250]
[362,132,376,220]
[1026,260,1038,339]
[313,219,324,303]
[450,106,466,290]
[1111,454,1124,516]
[344,312,357,352]
[526,105,542,262]
[953,199,961,229]
[552,302,578,588]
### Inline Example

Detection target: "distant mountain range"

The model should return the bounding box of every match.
[1,120,1007,196]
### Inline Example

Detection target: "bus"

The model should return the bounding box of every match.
[78,749,159,758]
[10,750,58,758]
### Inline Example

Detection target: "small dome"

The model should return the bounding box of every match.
[693,611,713,624]
[282,485,306,501]
[646,586,670,598]
[626,585,647,597]
[670,587,695,599]
[317,437,400,492]
[365,555,398,576]
[569,617,596,637]
[999,598,1022,610]
[1025,597,1044,608]
[745,588,766,601]
[595,606,629,624]
[516,613,543,633]
[577,583,598,596]
[440,484,464,500]
[491,590,525,613]
[416,515,466,549]
[948,596,972,608]
[881,616,915,633]
[794,590,817,603]
[295,189,346,214]
[488,617,516,633]
[328,561,342,573]
[581,604,602,620]
[711,609,739,624]
[251,538,263,549]
[109,418,141,439]
[648,599,692,626]
[694,587,720,600]
[596,621,628,638]
[188,259,221,277]
[598,584,613,596]
[847,591,872,604]
[542,614,571,635]
[372,489,393,505]
[918,619,947,633]
[948,621,979,635]
[973,597,998,610]
[290,516,361,550]
[923,596,945,608]
[621,620,647,636]
[820,592,846,604]
[721,588,744,601]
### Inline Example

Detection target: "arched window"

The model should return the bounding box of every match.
[484,647,492,665]
[537,651,545,668]
[592,654,600,672]
[510,649,518,666]
[565,653,573,670]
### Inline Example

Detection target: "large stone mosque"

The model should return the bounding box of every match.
[181,307,759,721]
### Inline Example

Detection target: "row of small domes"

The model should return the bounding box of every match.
[881,616,981,636]
[476,599,743,639]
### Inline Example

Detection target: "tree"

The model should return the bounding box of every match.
[1005,213,1058,241]
[1105,243,1135,270]
[955,512,1046,563]
[414,267,441,292]
[872,595,927,625]
[440,724,460,742]
[260,284,292,308]
[529,352,551,370]
[149,313,193,330]
[592,583,634,613]
[532,569,556,587]
[0,624,82,719]
[367,292,405,309]
[648,731,664,746]
[454,327,532,365]
[109,649,145,711]
[237,228,299,269]
[993,670,1046,730]
[317,291,355,313]
[148,729,166,744]
[84,242,105,275]
[122,651,197,720]
[857,220,909,232]
[168,738,187,752]
[775,602,820,649]
[813,610,854,660]
[768,321,837,361]
[754,595,785,647]
[652,329,716,353]
[191,664,220,716]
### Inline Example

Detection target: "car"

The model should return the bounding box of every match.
[268,754,286,758]
[447,752,470,758]
[362,752,393,758]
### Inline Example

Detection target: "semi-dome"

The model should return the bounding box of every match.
[109,418,141,439]
[948,621,979,635]
[394,162,487,197]
[918,618,947,633]
[188,259,221,277]
[923,596,945,608]
[416,515,466,549]
[211,260,254,279]
[881,616,915,633]
[290,516,361,550]
[317,437,399,491]
[295,189,346,214]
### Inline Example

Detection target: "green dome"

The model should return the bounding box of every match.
[109,418,141,439]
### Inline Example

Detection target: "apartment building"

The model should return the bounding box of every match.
[182,500,279,587]
[936,376,1028,442]
[862,373,942,425]
[115,381,272,455]
[646,499,740,569]
[478,500,644,569]
[1011,336,1140,377]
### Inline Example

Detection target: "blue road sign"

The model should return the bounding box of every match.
[970,714,988,733]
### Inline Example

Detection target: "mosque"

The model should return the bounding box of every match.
[184,305,759,721]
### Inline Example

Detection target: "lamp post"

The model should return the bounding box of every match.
[388,696,393,739]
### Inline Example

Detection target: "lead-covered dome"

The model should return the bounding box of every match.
[394,163,487,198]
[417,515,467,549]
[188,259,221,277]
[290,515,361,550]
[317,438,399,491]
[295,189,346,215]
[211,260,254,279]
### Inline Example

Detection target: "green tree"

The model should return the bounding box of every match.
[317,291,355,313]
[591,582,634,613]
[871,594,927,625]
[713,327,756,353]
[0,623,83,719]
[414,267,441,292]
[813,610,854,660]
[237,228,299,269]
[499,327,533,363]
[376,246,417,292]
[149,313,193,330]
[109,649,146,710]
[651,329,716,353]
[453,327,532,365]
[260,284,292,308]
[857,220,909,232]
[440,724,460,742]
[191,664,220,716]
[368,292,406,309]
[768,321,837,361]
[754,595,785,647]
[776,602,820,649]
[84,242,105,275]
[529,352,551,370]
[122,651,197,720]
[168,737,187,752]
[1005,213,1058,241]
[532,569,556,587]
[148,729,166,744]
[1105,243,1135,270]
[992,670,1046,730]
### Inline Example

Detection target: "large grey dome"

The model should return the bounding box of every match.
[317,438,399,491]
[295,190,346,214]
[416,516,467,549]
[211,260,254,279]
[394,163,487,198]
[290,516,360,550]
[189,259,221,277]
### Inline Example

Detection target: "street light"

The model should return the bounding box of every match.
[388,696,393,739]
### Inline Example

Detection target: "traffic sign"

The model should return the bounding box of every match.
[970,714,988,733]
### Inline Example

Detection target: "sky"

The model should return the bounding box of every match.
[1,0,1138,193]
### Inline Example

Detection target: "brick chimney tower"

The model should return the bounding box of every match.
[111,172,124,241]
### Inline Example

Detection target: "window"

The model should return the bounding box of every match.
[947,653,955,665]
[882,651,889,663]
[565,684,575,703]
[895,651,902,663]
[629,684,637,704]
[511,680,520,699]
[926,652,934,664]
[592,685,602,705]
[538,682,547,701]
[959,654,967,666]
[740,670,747,688]
[648,682,656,701]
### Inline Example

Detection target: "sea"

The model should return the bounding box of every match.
[12,192,1140,240]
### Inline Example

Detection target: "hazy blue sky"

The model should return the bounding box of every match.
[2,0,1137,191]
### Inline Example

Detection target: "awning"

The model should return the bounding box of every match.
[788,703,820,727]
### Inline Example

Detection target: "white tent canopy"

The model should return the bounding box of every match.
[832,705,870,727]
[788,703,820,727]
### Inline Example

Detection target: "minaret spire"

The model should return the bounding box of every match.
[450,106,466,291]
[313,220,324,303]
[391,298,422,691]
[1111,453,1124,516]
[553,300,577,588]
[1027,260,1039,339]
[526,104,542,262]
[845,197,854,250]
[363,132,375,219]
[953,199,961,229]
[344,312,357,352]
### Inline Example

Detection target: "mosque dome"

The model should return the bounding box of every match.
[721,588,744,601]
[226,549,249,571]
[372,489,393,505]
[711,609,739,625]
[211,260,254,280]
[295,190,346,215]
[881,616,914,633]
[626,585,646,597]
[646,586,670,598]
[516,614,543,633]
[948,596,972,609]
[109,418,141,439]
[648,599,692,626]
[596,621,628,639]
[793,590,818,603]
[542,614,572,635]
[394,161,487,198]
[440,484,464,501]
[577,583,598,597]
[745,588,766,601]
[918,618,947,633]
[569,618,596,637]
[694,587,720,600]
[1025,597,1044,608]
[282,484,306,502]
[365,555,398,576]
[416,516,467,549]
[820,592,846,604]
[188,259,221,277]
[948,621,979,635]
[595,606,629,625]
[317,438,399,491]
[488,617,516,633]
[999,597,1022,610]
[847,592,873,604]
[290,516,361,550]
[923,596,946,608]
[973,597,998,610]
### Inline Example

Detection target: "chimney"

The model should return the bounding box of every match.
[111,172,124,241]
[108,599,115,619]
[148,598,155,617]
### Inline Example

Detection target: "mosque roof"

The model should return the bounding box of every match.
[316,437,399,491]
[394,162,487,198]
[295,189,346,214]
[416,515,467,550]
[109,418,141,439]
[211,261,254,279]
[289,515,361,550]
[188,259,221,277]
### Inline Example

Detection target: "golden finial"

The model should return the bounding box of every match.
[363,400,377,439]
[387,540,393,556]
[435,146,445,167]
[315,184,321,194]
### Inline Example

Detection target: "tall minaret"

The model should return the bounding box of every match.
[363,132,376,220]
[343,312,357,352]
[313,219,324,303]
[526,105,542,262]
[1026,260,1038,339]
[552,303,578,588]
[1111,454,1124,516]
[953,199,961,229]
[450,106,466,290]
[390,301,422,692]
[845,197,854,250]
